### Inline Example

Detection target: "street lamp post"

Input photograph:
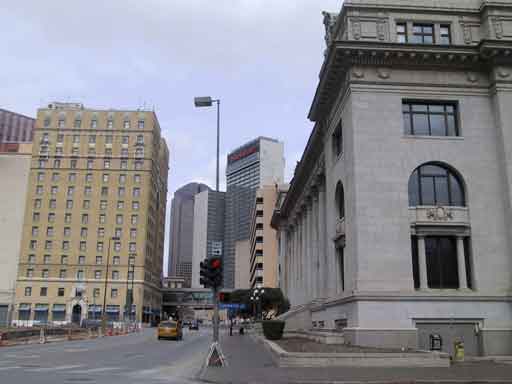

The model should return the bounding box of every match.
[194,96,221,192]
[101,236,120,333]
[250,288,265,321]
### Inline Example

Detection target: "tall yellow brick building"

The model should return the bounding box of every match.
[14,102,168,325]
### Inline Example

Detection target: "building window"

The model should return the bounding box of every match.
[40,287,48,296]
[116,215,123,225]
[128,271,134,280]
[65,213,72,223]
[111,288,118,298]
[62,241,70,250]
[120,160,128,169]
[101,187,109,196]
[49,199,56,209]
[134,160,143,170]
[43,255,51,265]
[411,24,434,44]
[84,186,92,196]
[34,199,42,209]
[98,228,105,238]
[123,120,130,129]
[58,119,65,128]
[132,201,139,210]
[131,215,138,225]
[118,187,125,197]
[50,186,58,195]
[121,148,128,157]
[87,159,94,169]
[81,214,89,224]
[81,227,88,238]
[66,200,73,209]
[31,226,39,237]
[408,163,465,207]
[132,188,140,197]
[97,242,104,252]
[332,120,343,158]
[114,242,121,252]
[58,288,65,297]
[42,269,49,278]
[403,101,458,136]
[67,186,75,197]
[129,242,136,252]
[99,214,106,224]
[117,201,125,210]
[130,229,137,239]
[85,173,93,183]
[104,159,111,169]
[89,135,96,144]
[44,118,51,127]
[119,174,126,184]
[103,174,109,183]
[37,172,44,182]
[138,120,145,129]
[113,256,120,265]
[335,181,345,219]
[256,236,263,244]
[83,200,91,209]
[54,159,61,168]
[46,227,54,238]
[33,212,40,222]
[112,271,119,280]
[107,120,113,129]
[122,135,129,144]
[99,200,107,210]
[90,119,97,129]
[95,270,101,279]
[26,269,34,278]
[29,240,37,250]
[77,270,84,280]
[105,135,113,144]
[129,256,135,265]
[45,240,52,250]
[36,185,43,195]
[440,25,451,45]
[96,256,103,264]
[25,287,32,296]
[396,22,407,43]
[70,159,77,169]
[94,288,100,298]
[114,228,122,238]
[64,227,71,237]
[60,269,67,278]
[412,236,463,289]
[61,255,68,264]
[134,174,141,183]
[28,254,36,264]
[79,241,87,251]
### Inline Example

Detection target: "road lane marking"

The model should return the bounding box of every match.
[71,367,123,374]
[0,366,21,371]
[25,364,84,372]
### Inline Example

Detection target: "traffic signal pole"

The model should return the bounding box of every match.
[213,287,219,343]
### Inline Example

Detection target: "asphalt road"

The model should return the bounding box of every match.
[0,327,211,384]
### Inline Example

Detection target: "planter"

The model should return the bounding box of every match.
[262,320,285,340]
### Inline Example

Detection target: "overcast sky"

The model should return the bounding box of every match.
[1,0,342,274]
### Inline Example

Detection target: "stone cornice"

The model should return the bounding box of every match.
[309,39,512,122]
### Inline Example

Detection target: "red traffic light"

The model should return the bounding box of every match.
[210,258,221,269]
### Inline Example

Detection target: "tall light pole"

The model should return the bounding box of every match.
[194,96,220,192]
[102,236,120,333]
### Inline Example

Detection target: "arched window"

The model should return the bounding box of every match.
[335,181,345,219]
[408,163,465,207]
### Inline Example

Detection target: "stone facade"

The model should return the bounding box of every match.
[273,0,512,356]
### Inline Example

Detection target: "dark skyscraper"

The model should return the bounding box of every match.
[168,182,210,286]
[0,108,35,145]
[223,137,285,289]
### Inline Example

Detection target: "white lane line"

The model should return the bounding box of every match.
[25,364,84,372]
[71,367,123,374]
[0,366,21,371]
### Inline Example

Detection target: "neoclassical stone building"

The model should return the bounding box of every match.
[272,0,512,356]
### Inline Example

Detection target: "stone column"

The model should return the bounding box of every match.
[456,236,468,290]
[317,178,329,298]
[301,208,307,304]
[306,201,313,302]
[312,192,320,300]
[417,236,429,290]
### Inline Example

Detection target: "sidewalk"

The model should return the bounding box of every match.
[199,332,512,384]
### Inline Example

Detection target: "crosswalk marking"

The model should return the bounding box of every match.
[72,367,123,374]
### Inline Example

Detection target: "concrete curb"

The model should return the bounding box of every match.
[284,381,512,384]
[261,338,450,368]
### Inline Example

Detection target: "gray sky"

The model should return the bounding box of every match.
[1,0,342,274]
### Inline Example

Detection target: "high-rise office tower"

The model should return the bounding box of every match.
[14,102,168,325]
[167,183,209,286]
[0,108,35,145]
[191,189,226,288]
[224,137,285,289]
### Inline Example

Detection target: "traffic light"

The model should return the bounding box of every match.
[219,291,231,303]
[199,257,223,289]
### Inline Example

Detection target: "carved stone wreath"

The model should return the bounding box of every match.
[426,206,454,221]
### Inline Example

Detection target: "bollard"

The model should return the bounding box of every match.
[39,328,46,344]
[98,327,103,338]
[67,328,72,341]
[88,328,93,339]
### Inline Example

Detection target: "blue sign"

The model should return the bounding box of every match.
[219,303,246,310]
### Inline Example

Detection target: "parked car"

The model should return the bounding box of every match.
[157,320,183,340]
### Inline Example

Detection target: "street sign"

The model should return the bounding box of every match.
[211,241,223,256]
[219,303,246,310]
